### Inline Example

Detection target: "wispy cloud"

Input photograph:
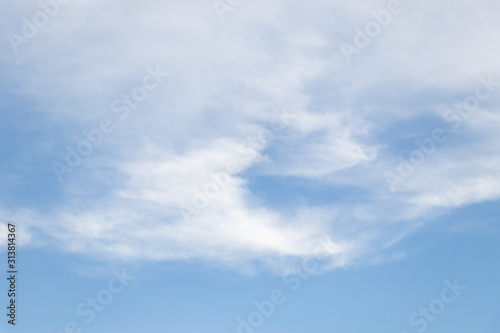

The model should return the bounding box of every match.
[1,0,500,274]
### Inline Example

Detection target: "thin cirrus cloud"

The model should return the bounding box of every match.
[1,0,500,273]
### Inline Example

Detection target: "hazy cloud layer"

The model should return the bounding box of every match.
[1,0,499,273]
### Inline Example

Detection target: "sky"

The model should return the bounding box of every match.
[0,0,499,332]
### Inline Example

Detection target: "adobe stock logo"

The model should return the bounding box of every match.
[384,74,499,191]
[339,0,406,63]
[178,108,294,222]
[213,0,244,21]
[51,65,168,182]
[53,267,134,333]
[7,0,73,54]
[384,128,447,192]
[234,237,339,333]
[401,278,467,333]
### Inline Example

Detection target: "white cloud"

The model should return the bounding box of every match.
[1,0,500,273]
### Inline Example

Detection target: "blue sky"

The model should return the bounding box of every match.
[1,0,500,332]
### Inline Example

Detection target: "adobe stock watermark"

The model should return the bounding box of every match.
[401,278,467,333]
[178,108,295,222]
[339,0,409,64]
[55,267,134,333]
[384,128,447,192]
[443,74,500,130]
[51,65,168,182]
[213,0,244,21]
[235,237,339,333]
[7,0,73,54]
[384,74,499,191]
